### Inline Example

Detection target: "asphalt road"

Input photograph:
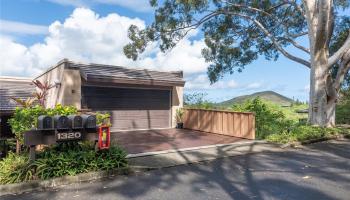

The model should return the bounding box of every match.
[3,139,350,200]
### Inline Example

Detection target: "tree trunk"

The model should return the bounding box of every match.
[308,49,337,127]
[16,139,21,154]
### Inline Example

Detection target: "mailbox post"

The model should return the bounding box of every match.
[25,114,98,161]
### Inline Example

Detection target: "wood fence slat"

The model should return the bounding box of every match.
[183,109,255,139]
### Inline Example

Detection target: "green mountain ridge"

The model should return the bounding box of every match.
[218,91,294,107]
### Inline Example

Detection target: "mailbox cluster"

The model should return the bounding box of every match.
[37,114,97,132]
[25,114,108,161]
[33,114,110,150]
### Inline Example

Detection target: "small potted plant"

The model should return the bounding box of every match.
[175,108,184,129]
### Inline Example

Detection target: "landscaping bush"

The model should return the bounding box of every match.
[8,104,78,143]
[336,101,350,124]
[0,142,128,184]
[0,152,34,184]
[230,98,294,139]
[266,126,350,144]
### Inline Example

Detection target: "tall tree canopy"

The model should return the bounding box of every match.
[124,0,350,127]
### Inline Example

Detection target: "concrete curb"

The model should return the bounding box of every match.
[0,167,135,196]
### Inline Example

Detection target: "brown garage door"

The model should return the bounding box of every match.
[82,86,171,131]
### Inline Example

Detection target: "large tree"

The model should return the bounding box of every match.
[123,0,350,127]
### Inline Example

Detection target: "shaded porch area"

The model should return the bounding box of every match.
[111,128,249,154]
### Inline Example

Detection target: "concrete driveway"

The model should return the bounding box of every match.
[112,129,248,154]
[2,139,350,200]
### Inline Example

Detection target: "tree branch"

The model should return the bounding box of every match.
[327,30,350,69]
[278,37,310,53]
[224,2,273,16]
[287,0,306,18]
[287,31,308,38]
[219,10,311,68]
[335,49,350,91]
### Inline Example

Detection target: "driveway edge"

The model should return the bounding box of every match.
[0,141,279,196]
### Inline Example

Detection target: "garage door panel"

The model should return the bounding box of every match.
[110,110,169,118]
[83,98,169,110]
[82,86,171,130]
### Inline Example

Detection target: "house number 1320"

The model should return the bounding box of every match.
[57,132,81,140]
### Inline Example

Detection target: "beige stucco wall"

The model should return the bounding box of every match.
[171,86,184,127]
[35,64,81,109]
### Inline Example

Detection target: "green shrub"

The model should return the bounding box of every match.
[34,145,127,179]
[231,98,294,139]
[0,143,128,184]
[266,126,350,144]
[0,152,35,184]
[8,104,77,143]
[96,112,111,127]
[336,101,350,124]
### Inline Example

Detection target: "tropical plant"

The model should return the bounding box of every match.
[175,108,184,123]
[10,97,36,108]
[32,80,55,107]
[0,143,128,184]
[123,0,350,127]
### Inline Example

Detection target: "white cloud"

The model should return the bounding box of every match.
[0,8,209,77]
[0,20,48,35]
[0,36,41,76]
[185,74,239,90]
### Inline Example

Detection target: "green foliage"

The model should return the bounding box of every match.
[266,126,350,144]
[175,108,184,123]
[231,98,294,139]
[8,104,77,143]
[228,97,350,143]
[96,112,111,127]
[34,144,127,179]
[0,143,128,184]
[184,92,215,109]
[124,1,348,83]
[0,152,34,184]
[336,94,350,124]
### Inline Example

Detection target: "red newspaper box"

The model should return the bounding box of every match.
[98,126,110,149]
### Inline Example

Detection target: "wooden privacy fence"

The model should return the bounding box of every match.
[183,109,255,140]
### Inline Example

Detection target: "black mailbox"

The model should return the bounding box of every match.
[37,115,54,130]
[54,115,70,130]
[82,115,97,129]
[68,115,83,129]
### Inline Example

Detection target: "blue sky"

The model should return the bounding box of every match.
[0,0,311,102]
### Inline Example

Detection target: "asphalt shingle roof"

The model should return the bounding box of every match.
[69,62,185,86]
[0,78,35,111]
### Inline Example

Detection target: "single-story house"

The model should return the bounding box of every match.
[0,77,36,138]
[0,59,185,135]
